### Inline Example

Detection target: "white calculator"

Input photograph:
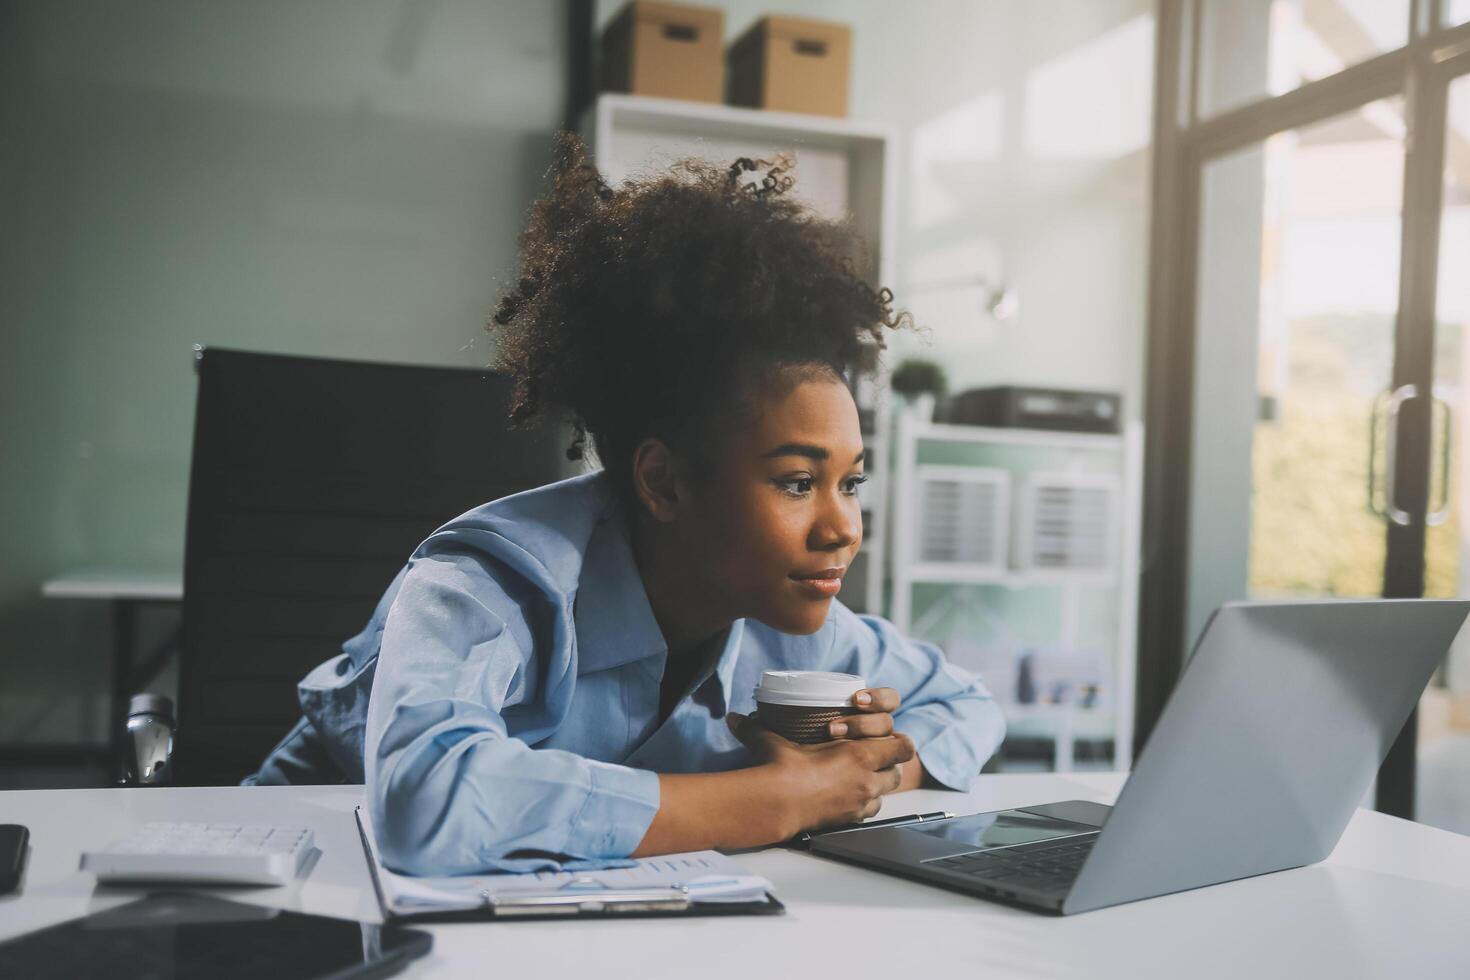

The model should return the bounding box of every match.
[80,822,315,886]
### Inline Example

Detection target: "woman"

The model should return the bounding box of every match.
[251,137,1005,875]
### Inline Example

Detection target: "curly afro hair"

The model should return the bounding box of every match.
[489,132,911,506]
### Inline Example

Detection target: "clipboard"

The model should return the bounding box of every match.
[354,807,784,923]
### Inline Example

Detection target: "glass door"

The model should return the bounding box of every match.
[1144,0,1470,829]
[1177,38,1470,829]
[1185,97,1407,647]
[1419,67,1470,834]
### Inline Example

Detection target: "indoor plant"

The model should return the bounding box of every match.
[889,358,948,420]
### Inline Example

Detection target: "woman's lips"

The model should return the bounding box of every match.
[790,575,843,598]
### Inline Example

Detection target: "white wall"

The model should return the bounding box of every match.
[596,0,1156,419]
[0,0,566,744]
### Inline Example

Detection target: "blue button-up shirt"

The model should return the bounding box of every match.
[258,471,1005,876]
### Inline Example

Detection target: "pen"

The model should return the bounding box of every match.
[794,810,955,847]
[820,810,955,835]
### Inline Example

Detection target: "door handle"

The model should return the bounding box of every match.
[1380,384,1419,527]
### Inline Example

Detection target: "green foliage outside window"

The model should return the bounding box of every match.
[1248,315,1460,599]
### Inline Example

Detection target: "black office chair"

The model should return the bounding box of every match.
[175,347,569,785]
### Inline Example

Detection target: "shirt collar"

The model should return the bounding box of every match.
[711,618,747,715]
[572,501,747,704]
[573,507,667,674]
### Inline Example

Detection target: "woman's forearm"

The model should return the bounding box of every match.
[632,752,929,857]
[631,767,797,857]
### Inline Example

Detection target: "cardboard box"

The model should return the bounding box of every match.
[601,1,724,103]
[728,15,851,117]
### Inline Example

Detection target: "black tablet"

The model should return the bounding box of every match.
[0,892,432,980]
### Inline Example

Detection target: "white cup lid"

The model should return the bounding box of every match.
[754,670,866,707]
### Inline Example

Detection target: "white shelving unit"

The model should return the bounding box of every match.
[889,412,1144,772]
[580,94,897,614]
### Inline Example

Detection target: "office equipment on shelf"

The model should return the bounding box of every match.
[911,465,1011,579]
[355,807,782,922]
[910,588,1107,771]
[809,600,1470,915]
[80,822,315,886]
[179,348,569,785]
[889,413,1143,772]
[942,386,1121,434]
[0,892,431,980]
[1014,472,1120,576]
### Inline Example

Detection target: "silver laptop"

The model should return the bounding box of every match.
[810,599,1468,914]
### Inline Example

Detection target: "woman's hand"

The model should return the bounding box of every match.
[726,712,915,836]
[828,687,900,740]
[829,687,928,792]
[633,710,922,858]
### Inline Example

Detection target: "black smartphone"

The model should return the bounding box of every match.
[0,824,28,895]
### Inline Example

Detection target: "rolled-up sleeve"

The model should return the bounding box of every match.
[364,551,660,876]
[828,605,1006,791]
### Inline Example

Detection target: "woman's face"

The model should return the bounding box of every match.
[686,372,866,635]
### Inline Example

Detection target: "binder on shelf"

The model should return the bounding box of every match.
[1014,472,1120,577]
[910,464,1011,579]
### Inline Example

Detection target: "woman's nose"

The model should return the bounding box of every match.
[813,493,861,550]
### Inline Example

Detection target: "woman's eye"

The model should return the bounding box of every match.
[775,477,815,497]
[773,475,868,498]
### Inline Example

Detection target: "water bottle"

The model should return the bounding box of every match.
[122,694,175,786]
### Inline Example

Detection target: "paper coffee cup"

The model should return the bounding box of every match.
[754,671,866,744]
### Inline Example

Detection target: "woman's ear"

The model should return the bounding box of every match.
[631,437,683,523]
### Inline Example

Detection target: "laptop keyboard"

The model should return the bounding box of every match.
[925,833,1098,892]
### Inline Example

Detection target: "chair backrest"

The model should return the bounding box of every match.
[177,347,569,785]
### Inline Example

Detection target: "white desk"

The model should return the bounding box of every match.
[3,773,1469,979]
[39,570,184,602]
[37,568,185,768]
